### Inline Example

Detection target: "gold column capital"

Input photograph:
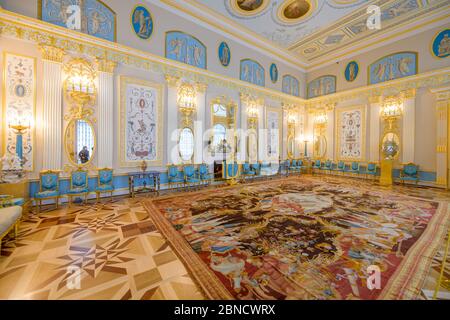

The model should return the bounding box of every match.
[39,44,65,63]
[194,82,208,93]
[165,74,180,87]
[96,58,117,73]
[402,88,416,99]
[368,95,382,104]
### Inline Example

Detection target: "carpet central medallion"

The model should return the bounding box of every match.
[145,178,448,300]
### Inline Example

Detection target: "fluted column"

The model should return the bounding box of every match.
[368,96,382,163]
[165,75,181,164]
[96,59,116,168]
[402,89,416,163]
[39,45,64,170]
[430,87,450,187]
[194,82,207,164]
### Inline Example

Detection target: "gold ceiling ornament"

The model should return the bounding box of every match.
[277,0,316,24]
[230,0,270,17]
[39,44,65,63]
[177,82,197,127]
[96,58,117,73]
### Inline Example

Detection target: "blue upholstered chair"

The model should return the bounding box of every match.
[251,163,261,177]
[95,168,114,203]
[289,159,300,174]
[348,162,360,176]
[241,163,257,181]
[67,168,89,206]
[297,159,307,173]
[227,162,239,178]
[198,163,213,185]
[167,165,184,189]
[400,163,419,184]
[34,170,60,212]
[184,164,201,189]
[365,163,378,180]
[332,161,346,175]
[320,160,333,174]
[312,160,322,174]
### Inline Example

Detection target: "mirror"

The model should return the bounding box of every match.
[313,135,327,158]
[65,119,96,166]
[179,127,194,161]
[287,135,295,159]
[381,132,400,159]
[247,130,258,163]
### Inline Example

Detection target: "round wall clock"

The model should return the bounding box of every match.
[131,5,154,40]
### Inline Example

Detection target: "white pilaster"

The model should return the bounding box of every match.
[326,108,335,160]
[402,89,416,163]
[97,59,116,168]
[165,75,181,165]
[40,45,64,170]
[430,87,450,187]
[369,96,382,163]
[194,82,207,164]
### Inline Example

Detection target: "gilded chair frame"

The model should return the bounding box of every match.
[365,162,378,181]
[400,162,420,185]
[0,212,21,254]
[167,164,185,190]
[68,168,89,206]
[36,170,60,213]
[95,168,114,203]
[183,164,201,190]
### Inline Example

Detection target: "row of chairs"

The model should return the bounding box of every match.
[167,164,213,189]
[311,160,379,179]
[33,168,114,212]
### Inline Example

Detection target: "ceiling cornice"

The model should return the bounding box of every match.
[153,0,308,71]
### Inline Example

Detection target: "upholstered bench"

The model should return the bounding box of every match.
[0,206,22,253]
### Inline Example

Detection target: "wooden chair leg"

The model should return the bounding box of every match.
[14,222,19,238]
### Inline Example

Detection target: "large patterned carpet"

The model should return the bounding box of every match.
[145,177,450,300]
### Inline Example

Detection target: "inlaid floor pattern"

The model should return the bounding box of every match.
[0,175,449,300]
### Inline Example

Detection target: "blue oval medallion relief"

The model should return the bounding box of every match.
[132,5,154,40]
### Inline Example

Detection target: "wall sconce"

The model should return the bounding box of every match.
[64,58,97,107]
[177,83,197,126]
[8,113,31,166]
[246,99,259,129]
[315,112,328,126]
[287,110,297,124]
[381,96,403,130]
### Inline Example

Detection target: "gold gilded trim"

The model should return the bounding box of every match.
[335,105,366,162]
[38,44,65,63]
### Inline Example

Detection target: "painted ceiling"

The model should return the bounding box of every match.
[193,0,371,48]
[176,0,447,64]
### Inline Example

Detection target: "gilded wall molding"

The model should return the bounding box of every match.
[164,74,181,87]
[194,82,208,94]
[38,44,65,63]
[96,58,117,73]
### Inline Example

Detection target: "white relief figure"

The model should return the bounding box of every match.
[169,38,185,60]
[373,62,386,82]
[133,9,151,37]
[398,57,411,76]
[388,61,395,80]
[193,45,202,67]
[90,11,106,35]
[242,64,250,81]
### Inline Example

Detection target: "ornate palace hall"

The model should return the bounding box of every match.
[0,0,449,302]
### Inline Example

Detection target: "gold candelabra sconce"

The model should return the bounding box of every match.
[381,95,403,132]
[177,83,197,127]
[246,97,259,129]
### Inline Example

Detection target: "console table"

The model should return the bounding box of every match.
[128,171,161,198]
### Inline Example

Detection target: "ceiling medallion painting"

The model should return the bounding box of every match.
[277,0,316,24]
[230,0,270,16]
